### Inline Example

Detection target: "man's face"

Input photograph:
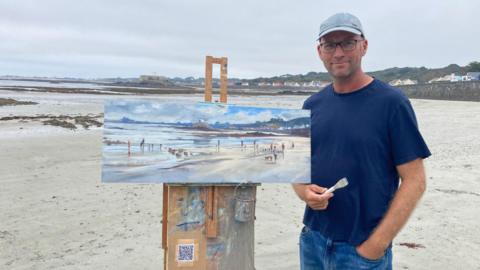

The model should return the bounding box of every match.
[317,31,368,80]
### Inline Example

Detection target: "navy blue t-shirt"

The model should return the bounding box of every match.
[302,79,431,246]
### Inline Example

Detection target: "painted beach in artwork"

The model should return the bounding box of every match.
[102,100,311,183]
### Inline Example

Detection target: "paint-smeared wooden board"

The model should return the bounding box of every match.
[165,185,256,270]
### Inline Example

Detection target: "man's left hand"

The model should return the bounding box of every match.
[355,240,386,261]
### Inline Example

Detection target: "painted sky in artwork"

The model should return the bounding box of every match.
[105,100,310,125]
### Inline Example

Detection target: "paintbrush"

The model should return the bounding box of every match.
[325,177,349,193]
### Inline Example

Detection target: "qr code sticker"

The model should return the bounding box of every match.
[177,244,194,262]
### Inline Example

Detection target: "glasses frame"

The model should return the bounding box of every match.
[319,39,364,54]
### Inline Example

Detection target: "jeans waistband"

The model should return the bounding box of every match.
[304,225,350,247]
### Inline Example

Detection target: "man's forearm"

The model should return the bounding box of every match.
[366,163,426,250]
[292,184,307,201]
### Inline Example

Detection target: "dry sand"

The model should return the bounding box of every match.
[1,90,479,269]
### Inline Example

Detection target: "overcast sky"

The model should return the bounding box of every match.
[1,0,479,79]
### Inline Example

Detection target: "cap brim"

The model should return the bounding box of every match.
[318,26,362,40]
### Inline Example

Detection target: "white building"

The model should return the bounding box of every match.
[428,73,470,83]
[389,79,418,86]
[258,82,272,86]
[466,72,480,80]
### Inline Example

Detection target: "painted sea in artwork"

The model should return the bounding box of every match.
[102,100,311,183]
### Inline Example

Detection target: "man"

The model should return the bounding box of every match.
[292,12,431,269]
[140,138,145,152]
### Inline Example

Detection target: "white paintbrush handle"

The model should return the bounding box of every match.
[325,186,336,193]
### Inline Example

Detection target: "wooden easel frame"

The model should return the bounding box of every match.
[204,56,228,103]
[162,56,257,270]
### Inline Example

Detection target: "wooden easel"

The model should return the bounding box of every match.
[162,56,257,270]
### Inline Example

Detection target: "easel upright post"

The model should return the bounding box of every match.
[205,56,213,102]
[219,57,228,103]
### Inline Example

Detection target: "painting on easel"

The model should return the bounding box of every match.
[102,100,311,183]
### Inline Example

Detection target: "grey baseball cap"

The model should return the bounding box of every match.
[318,13,364,40]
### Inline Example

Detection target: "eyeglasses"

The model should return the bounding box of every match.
[319,39,363,53]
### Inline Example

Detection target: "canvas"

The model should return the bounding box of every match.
[102,100,311,183]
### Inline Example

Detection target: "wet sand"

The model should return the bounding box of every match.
[103,136,309,184]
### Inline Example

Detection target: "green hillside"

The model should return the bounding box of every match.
[245,62,480,85]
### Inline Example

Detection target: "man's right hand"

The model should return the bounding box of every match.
[293,184,334,210]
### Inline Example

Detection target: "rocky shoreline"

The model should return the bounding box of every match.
[0,98,38,106]
[0,109,103,130]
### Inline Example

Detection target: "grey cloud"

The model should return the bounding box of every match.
[1,0,479,78]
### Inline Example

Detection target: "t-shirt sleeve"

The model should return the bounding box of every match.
[302,99,310,110]
[389,100,431,166]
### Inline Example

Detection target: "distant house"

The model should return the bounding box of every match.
[428,73,469,83]
[258,82,272,86]
[428,74,452,83]
[389,79,417,86]
[316,81,331,88]
[272,81,284,87]
[466,72,480,80]
[445,73,471,81]
[303,81,314,87]
[450,73,467,82]
[139,75,168,83]
[285,81,301,87]
[450,72,480,82]
[448,73,478,82]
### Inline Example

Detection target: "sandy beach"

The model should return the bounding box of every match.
[1,90,479,269]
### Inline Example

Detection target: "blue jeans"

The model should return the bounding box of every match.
[300,226,392,270]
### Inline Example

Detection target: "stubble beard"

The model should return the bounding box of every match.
[328,63,354,82]
[326,60,362,84]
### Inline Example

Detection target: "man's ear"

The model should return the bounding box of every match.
[317,44,322,58]
[361,39,368,56]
